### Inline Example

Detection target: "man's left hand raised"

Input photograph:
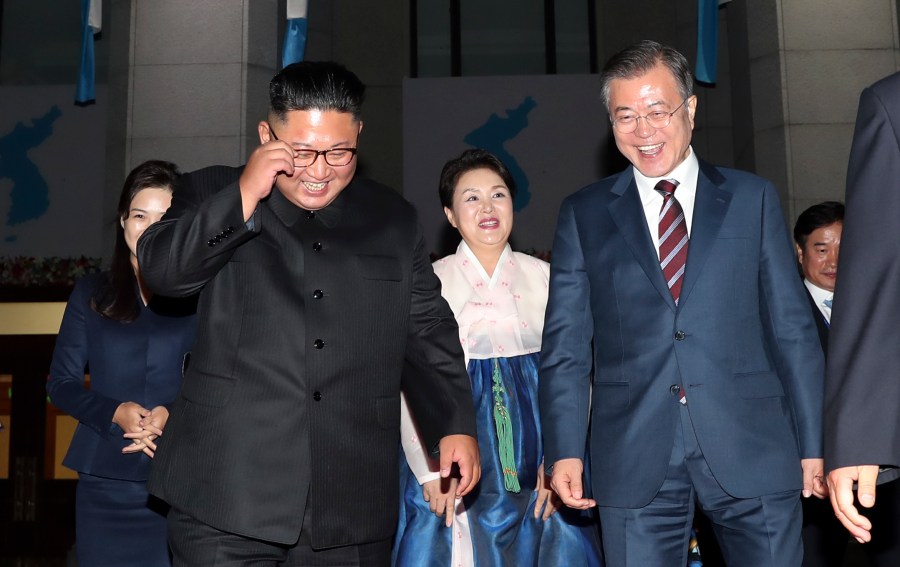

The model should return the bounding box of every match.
[439,434,481,498]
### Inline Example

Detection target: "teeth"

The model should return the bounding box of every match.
[304,182,326,191]
[638,143,663,154]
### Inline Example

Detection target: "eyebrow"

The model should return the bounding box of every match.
[613,100,667,113]
[130,206,166,215]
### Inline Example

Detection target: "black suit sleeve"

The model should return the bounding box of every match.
[400,222,477,454]
[826,77,900,472]
[138,166,258,297]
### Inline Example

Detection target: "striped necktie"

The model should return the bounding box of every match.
[656,179,689,303]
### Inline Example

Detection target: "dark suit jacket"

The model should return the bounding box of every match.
[539,159,824,508]
[805,287,829,355]
[826,71,900,475]
[138,166,476,547]
[47,272,196,481]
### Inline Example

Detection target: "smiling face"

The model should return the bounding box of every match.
[261,109,362,211]
[444,168,514,254]
[608,62,697,178]
[121,187,172,269]
[797,222,842,292]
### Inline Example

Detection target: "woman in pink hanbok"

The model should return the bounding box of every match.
[393,149,602,567]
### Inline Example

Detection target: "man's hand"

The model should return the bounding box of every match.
[533,461,560,520]
[549,458,596,510]
[828,464,880,543]
[422,476,459,527]
[238,137,296,221]
[438,434,481,498]
[801,458,828,499]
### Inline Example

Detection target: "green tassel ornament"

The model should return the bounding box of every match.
[491,358,520,493]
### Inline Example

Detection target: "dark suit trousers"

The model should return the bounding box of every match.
[167,506,391,567]
[801,496,849,567]
[596,403,803,567]
[859,477,900,567]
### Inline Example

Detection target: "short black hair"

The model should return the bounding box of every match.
[793,201,845,248]
[269,61,365,123]
[438,149,517,209]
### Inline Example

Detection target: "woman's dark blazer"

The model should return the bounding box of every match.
[47,272,196,481]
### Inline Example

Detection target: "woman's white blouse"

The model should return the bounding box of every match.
[432,241,549,364]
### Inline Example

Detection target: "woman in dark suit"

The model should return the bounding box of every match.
[47,160,196,567]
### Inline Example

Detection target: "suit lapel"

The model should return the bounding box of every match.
[678,161,732,307]
[608,173,677,310]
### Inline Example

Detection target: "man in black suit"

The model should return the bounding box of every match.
[793,201,847,566]
[138,61,480,566]
[826,70,900,566]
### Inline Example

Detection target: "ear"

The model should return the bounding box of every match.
[357,121,364,136]
[258,121,273,144]
[443,206,458,228]
[795,243,804,263]
[120,215,126,229]
[686,95,698,129]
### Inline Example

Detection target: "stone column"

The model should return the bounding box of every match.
[743,0,899,220]
[103,0,279,256]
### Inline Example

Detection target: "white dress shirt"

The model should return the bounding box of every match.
[634,147,700,257]
[804,279,833,323]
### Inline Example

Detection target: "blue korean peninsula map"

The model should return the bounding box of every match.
[463,96,536,211]
[1,105,60,242]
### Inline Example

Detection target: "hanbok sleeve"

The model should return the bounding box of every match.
[400,392,442,484]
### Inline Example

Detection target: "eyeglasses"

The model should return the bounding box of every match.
[610,98,690,134]
[268,125,358,167]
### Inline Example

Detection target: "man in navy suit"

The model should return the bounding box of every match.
[793,201,848,566]
[539,40,826,566]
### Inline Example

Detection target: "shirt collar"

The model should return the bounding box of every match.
[633,146,699,207]
[267,178,351,228]
[458,240,511,289]
[804,279,833,305]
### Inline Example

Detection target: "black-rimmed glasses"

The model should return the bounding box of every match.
[611,98,690,134]
[268,125,358,167]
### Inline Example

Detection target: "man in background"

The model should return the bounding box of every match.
[794,201,847,566]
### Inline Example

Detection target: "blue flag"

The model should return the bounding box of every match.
[282,0,309,68]
[695,0,720,84]
[76,0,101,104]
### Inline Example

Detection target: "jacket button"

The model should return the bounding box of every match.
[313,391,322,401]
[306,211,316,219]
[674,330,686,341]
[670,384,681,396]
[313,339,325,349]
[312,289,324,299]
[313,242,323,252]
[226,226,234,234]
[207,239,216,247]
